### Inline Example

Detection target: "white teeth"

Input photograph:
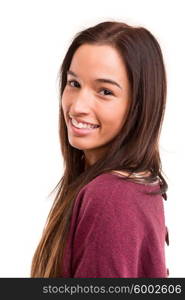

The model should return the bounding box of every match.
[71,118,99,129]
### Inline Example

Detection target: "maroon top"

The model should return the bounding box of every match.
[61,173,169,278]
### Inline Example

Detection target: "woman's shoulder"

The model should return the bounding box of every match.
[76,171,161,213]
[83,170,159,195]
[80,172,131,198]
[74,171,164,233]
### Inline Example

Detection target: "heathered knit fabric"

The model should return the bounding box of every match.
[61,173,169,278]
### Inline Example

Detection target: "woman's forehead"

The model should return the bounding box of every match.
[69,44,128,85]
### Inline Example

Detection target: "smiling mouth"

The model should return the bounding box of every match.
[69,117,99,131]
[69,117,100,129]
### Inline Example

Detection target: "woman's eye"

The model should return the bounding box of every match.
[99,88,114,96]
[67,80,80,88]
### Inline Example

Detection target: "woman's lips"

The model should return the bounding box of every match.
[68,117,100,136]
[69,116,99,127]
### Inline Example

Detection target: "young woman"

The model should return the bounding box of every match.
[31,21,169,278]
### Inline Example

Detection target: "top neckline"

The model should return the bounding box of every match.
[106,171,160,186]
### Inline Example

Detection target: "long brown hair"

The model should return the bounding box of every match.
[31,21,168,277]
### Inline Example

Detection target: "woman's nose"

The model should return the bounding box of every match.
[71,89,92,112]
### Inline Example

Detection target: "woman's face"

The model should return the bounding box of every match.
[62,43,131,166]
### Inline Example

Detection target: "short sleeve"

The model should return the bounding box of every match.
[70,177,167,278]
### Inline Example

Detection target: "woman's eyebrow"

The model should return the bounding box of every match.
[67,70,78,78]
[67,70,122,90]
[95,78,122,90]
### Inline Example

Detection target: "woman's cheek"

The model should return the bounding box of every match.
[62,91,71,109]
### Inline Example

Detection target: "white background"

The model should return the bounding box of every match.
[0,0,184,277]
